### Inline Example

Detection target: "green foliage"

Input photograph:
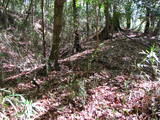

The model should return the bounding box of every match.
[137,45,160,80]
[138,45,159,66]
[0,89,46,120]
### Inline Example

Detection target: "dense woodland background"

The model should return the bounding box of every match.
[0,0,160,119]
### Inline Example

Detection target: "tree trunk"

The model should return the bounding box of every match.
[95,3,100,41]
[48,0,65,71]
[104,0,110,39]
[150,12,156,32]
[0,61,3,86]
[41,0,46,58]
[72,0,82,53]
[22,0,33,29]
[126,18,131,29]
[86,1,89,39]
[125,0,132,29]
[99,0,110,40]
[144,8,150,34]
[112,4,121,31]
[153,20,160,36]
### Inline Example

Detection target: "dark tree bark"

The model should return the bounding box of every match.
[144,8,150,34]
[72,0,82,53]
[41,0,46,58]
[86,1,89,39]
[112,4,121,31]
[103,0,110,39]
[98,0,110,40]
[0,61,3,85]
[48,0,65,71]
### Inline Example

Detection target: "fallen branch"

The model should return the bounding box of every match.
[4,64,44,81]
[3,40,107,81]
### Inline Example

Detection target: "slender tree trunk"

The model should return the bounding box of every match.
[22,0,34,28]
[144,8,150,34]
[31,0,34,27]
[48,0,65,71]
[86,1,89,39]
[104,0,110,39]
[149,1,156,33]
[41,0,46,58]
[0,61,3,86]
[73,0,82,53]
[126,18,131,29]
[153,20,160,36]
[125,0,132,29]
[96,4,100,41]
[150,12,156,31]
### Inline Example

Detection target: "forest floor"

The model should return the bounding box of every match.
[1,29,160,120]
